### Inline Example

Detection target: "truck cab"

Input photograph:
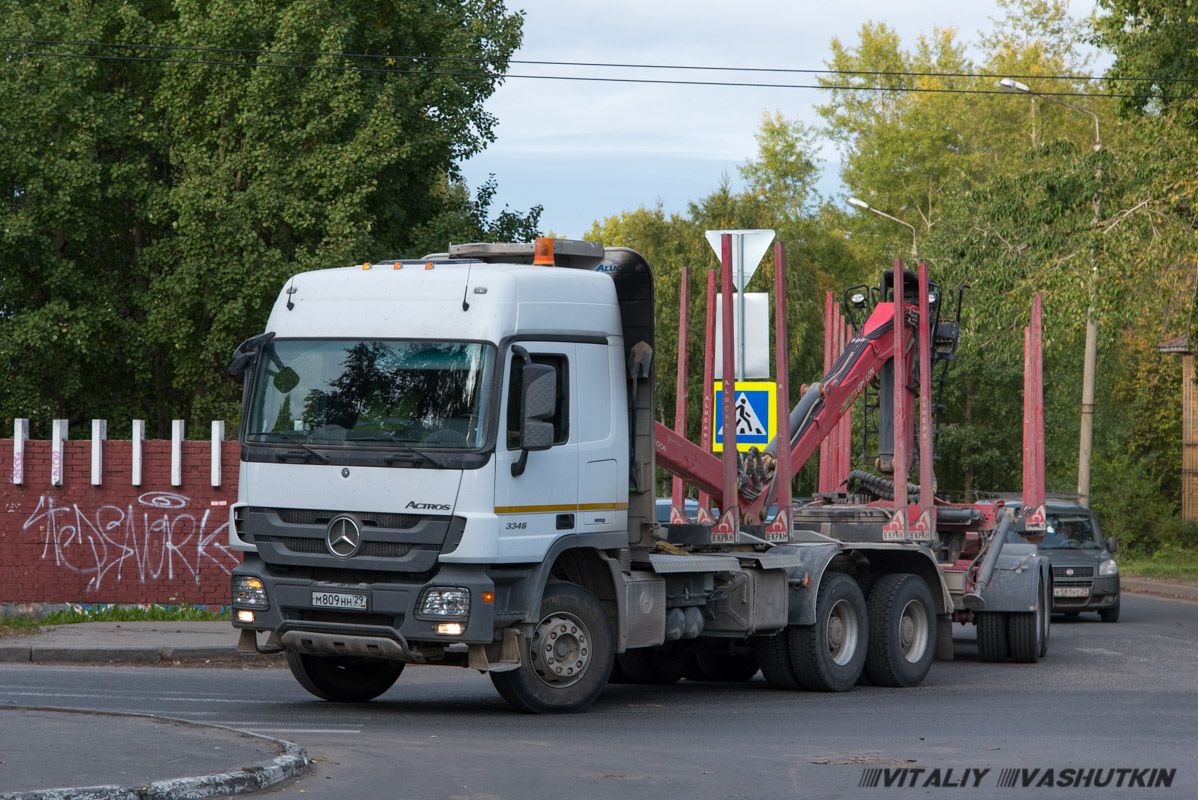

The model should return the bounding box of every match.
[230,240,655,712]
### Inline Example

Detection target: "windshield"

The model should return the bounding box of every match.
[1040,513,1103,549]
[244,340,495,450]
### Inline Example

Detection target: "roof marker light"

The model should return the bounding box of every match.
[533,237,555,266]
[425,263,434,270]
[393,263,403,269]
[362,262,371,270]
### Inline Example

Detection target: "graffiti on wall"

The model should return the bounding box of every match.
[23,491,238,591]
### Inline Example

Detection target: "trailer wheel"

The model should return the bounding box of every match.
[286,652,404,702]
[490,583,613,713]
[754,632,802,690]
[1039,576,1051,657]
[1009,576,1046,663]
[617,645,691,685]
[788,572,868,692]
[864,573,936,687]
[692,652,760,682]
[976,612,1009,662]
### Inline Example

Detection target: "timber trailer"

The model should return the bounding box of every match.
[228,237,1050,713]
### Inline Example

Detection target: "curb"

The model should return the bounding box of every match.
[0,707,309,800]
[0,646,249,664]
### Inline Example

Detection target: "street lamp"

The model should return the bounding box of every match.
[847,197,919,260]
[997,78,1102,152]
[999,76,1102,507]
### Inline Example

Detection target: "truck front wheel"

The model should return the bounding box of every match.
[788,572,868,691]
[490,583,614,714]
[286,652,404,702]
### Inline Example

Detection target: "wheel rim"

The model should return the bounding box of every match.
[529,611,591,688]
[898,599,930,663]
[826,598,860,666]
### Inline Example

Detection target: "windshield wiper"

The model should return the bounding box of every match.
[258,432,332,464]
[273,442,331,464]
[383,446,445,468]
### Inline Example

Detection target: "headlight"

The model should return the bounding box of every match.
[233,576,269,608]
[419,587,470,618]
[1099,559,1118,577]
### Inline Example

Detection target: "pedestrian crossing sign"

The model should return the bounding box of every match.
[712,381,777,452]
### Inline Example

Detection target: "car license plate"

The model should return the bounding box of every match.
[1054,586,1090,598]
[311,591,368,610]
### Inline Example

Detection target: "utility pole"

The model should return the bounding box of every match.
[999,77,1103,506]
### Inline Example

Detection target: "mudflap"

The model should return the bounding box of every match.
[764,542,841,626]
[975,543,1050,613]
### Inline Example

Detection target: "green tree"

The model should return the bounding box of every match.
[0,0,532,436]
[1093,0,1198,116]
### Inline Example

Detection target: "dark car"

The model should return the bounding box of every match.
[1026,502,1121,622]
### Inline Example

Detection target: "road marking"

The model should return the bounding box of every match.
[0,690,278,704]
[228,727,361,735]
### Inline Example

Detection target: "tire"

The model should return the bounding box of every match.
[286,652,404,702]
[617,645,691,685]
[976,612,1009,662]
[1008,576,1046,663]
[788,572,868,692]
[692,652,760,682]
[490,583,613,713]
[1039,577,1051,658]
[1099,603,1120,623]
[754,632,802,690]
[864,574,936,687]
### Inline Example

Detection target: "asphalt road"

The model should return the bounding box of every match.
[2,592,1195,800]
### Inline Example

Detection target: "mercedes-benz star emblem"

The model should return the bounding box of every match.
[326,515,362,558]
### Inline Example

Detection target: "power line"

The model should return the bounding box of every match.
[3,35,1198,86]
[2,46,1195,101]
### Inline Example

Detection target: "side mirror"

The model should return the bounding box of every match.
[1106,536,1118,554]
[228,332,276,376]
[512,362,557,476]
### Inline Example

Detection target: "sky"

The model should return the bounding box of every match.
[460,0,1102,239]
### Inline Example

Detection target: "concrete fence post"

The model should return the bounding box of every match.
[171,420,185,487]
[12,419,28,485]
[211,421,225,487]
[132,420,145,486]
[51,419,68,486]
[91,419,108,486]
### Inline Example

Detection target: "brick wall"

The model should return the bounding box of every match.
[2,433,242,605]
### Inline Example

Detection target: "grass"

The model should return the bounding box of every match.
[1118,548,1198,582]
[0,603,230,638]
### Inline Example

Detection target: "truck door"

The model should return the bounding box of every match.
[495,343,579,558]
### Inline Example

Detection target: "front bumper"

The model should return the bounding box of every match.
[231,555,499,656]
[1051,574,1120,612]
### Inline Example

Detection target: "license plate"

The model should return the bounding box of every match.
[311,591,368,610]
[1054,586,1090,598]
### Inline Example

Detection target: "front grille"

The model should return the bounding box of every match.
[281,537,326,554]
[275,537,412,558]
[362,541,413,558]
[276,508,422,529]
[1053,565,1094,579]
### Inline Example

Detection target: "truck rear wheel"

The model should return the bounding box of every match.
[490,583,613,713]
[788,572,868,692]
[1009,576,1047,663]
[864,573,936,687]
[754,632,802,690]
[286,652,404,702]
[976,612,1009,662]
